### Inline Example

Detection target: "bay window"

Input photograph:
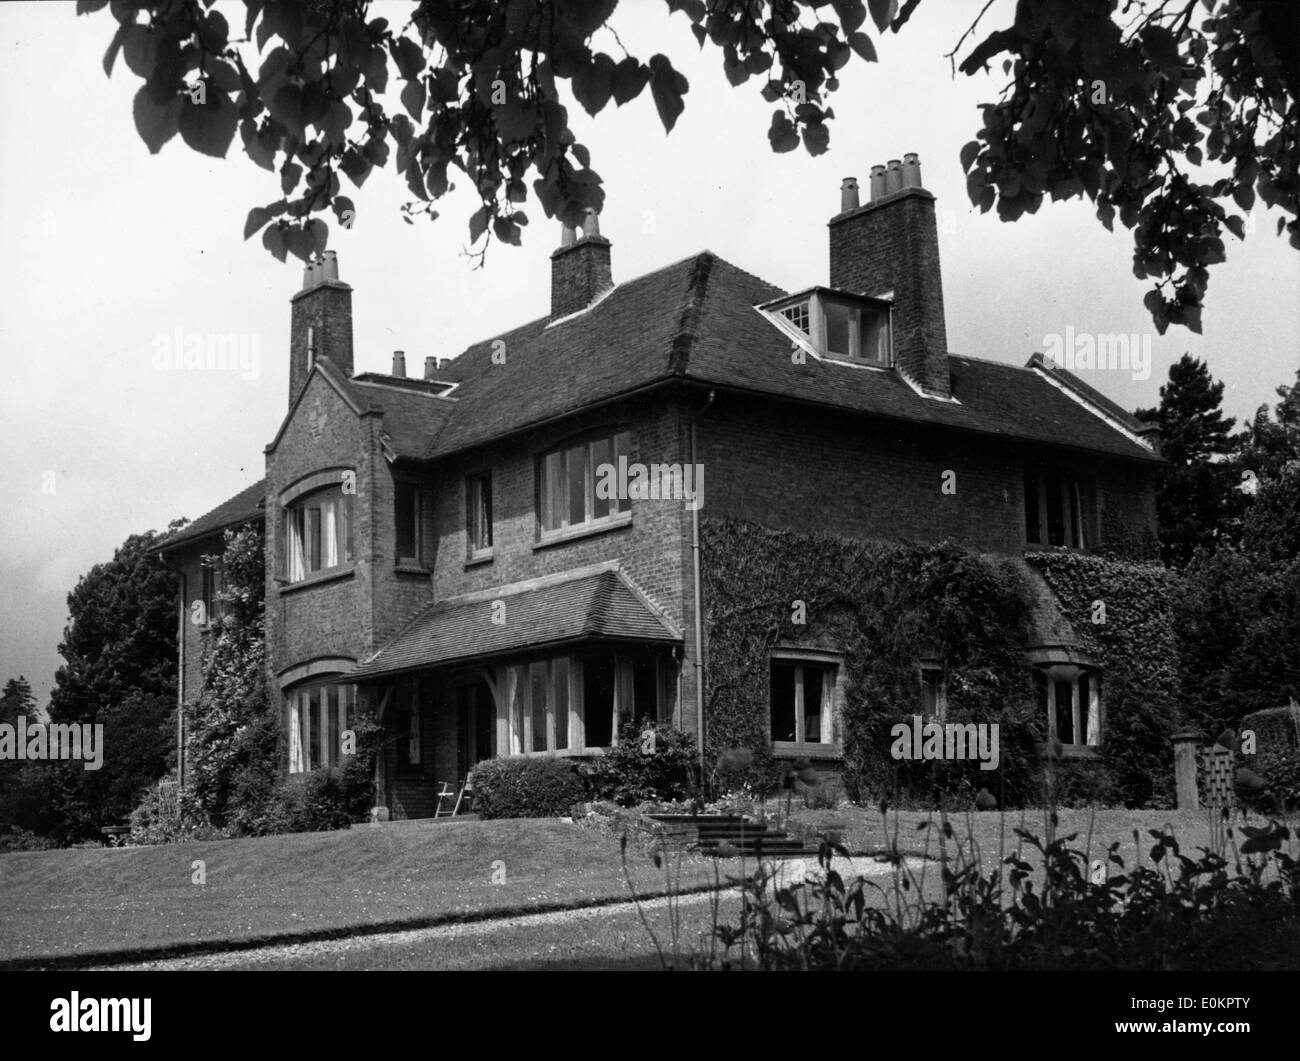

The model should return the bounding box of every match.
[1034,665,1100,750]
[285,486,352,582]
[287,680,355,773]
[493,649,672,756]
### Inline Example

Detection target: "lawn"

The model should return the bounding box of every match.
[0,816,720,966]
[2,804,1294,968]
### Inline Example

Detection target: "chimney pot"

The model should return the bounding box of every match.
[829,152,950,398]
[424,355,437,380]
[840,177,860,213]
[322,250,339,281]
[392,350,406,377]
[560,223,577,247]
[869,165,887,201]
[581,208,601,239]
[902,153,922,189]
[885,159,903,195]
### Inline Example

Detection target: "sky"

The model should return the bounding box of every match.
[1,0,1297,708]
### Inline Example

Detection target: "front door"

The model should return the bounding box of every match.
[456,680,495,781]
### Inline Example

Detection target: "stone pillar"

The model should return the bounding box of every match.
[1172,731,1201,810]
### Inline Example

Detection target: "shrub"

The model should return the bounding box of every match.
[471,756,589,819]
[593,722,698,806]
[1240,704,1300,812]
[626,815,1300,971]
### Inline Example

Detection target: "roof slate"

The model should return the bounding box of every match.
[154,477,266,553]
[351,567,681,681]
[423,251,1160,464]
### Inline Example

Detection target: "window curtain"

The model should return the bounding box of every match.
[287,510,306,582]
[322,498,338,568]
[288,693,304,773]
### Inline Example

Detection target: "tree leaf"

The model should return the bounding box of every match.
[400,78,426,122]
[848,32,878,62]
[611,57,649,106]
[179,92,238,158]
[868,0,896,33]
[132,85,181,154]
[768,110,799,153]
[571,52,615,117]
[102,18,131,78]
[648,54,688,132]
[468,205,489,244]
[261,222,287,262]
[960,139,981,173]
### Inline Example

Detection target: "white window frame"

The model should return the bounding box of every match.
[764,292,892,368]
[287,680,355,774]
[537,431,632,541]
[490,651,667,757]
[1039,666,1101,749]
[284,486,352,582]
[770,650,839,755]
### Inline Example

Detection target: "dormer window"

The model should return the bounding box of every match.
[761,288,892,367]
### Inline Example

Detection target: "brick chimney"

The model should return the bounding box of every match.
[829,153,950,398]
[550,209,612,318]
[289,250,353,403]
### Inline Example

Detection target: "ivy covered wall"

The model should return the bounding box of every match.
[701,518,1042,806]
[1023,551,1180,807]
[699,519,1182,809]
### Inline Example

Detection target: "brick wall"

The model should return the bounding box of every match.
[829,189,951,398]
[697,392,1158,559]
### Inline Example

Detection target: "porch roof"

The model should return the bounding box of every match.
[352,565,681,681]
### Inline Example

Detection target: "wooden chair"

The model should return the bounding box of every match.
[434,781,458,818]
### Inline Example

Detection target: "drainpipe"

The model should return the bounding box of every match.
[177,572,186,790]
[689,389,715,777]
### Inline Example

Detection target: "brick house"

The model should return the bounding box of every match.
[156,153,1162,818]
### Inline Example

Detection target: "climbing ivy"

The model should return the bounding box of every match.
[1025,550,1180,807]
[701,519,1040,808]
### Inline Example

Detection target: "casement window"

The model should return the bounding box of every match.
[493,649,673,756]
[1024,467,1091,549]
[395,480,422,564]
[765,290,892,366]
[285,487,352,582]
[1033,665,1100,749]
[919,664,946,720]
[467,473,493,557]
[287,680,355,773]
[538,430,631,538]
[200,559,222,625]
[770,656,837,752]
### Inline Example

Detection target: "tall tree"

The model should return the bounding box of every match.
[0,678,37,833]
[1137,353,1241,566]
[78,0,1297,329]
[49,530,178,724]
[44,528,182,839]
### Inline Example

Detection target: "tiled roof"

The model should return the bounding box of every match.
[423,251,1160,464]
[153,477,266,553]
[352,566,681,681]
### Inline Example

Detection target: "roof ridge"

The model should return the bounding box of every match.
[667,252,716,375]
